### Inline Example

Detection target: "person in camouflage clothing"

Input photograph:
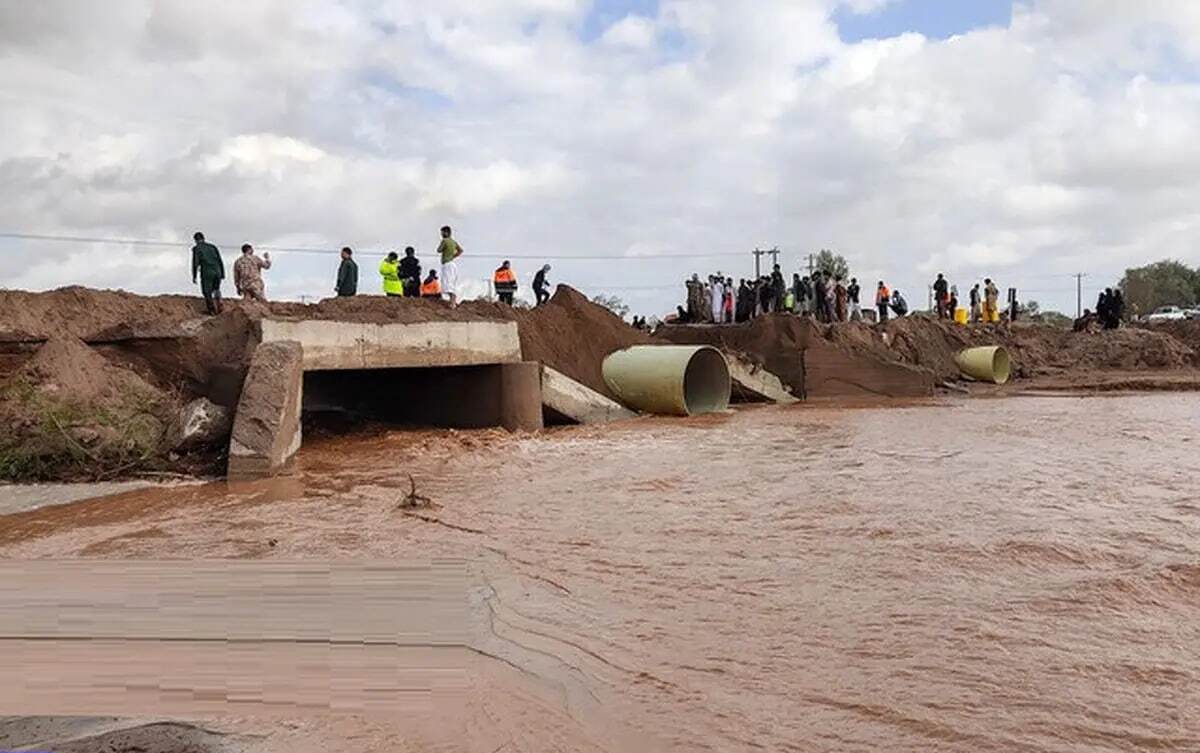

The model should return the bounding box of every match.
[233,243,272,302]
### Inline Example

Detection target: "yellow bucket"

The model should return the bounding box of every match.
[954,307,968,325]
[954,346,1012,385]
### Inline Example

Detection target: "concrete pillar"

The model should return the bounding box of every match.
[227,341,304,479]
[498,362,544,433]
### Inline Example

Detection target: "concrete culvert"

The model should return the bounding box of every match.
[602,345,731,416]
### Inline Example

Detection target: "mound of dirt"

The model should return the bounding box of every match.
[1139,320,1200,366]
[0,286,206,341]
[0,338,180,480]
[14,336,164,404]
[655,315,818,391]
[882,316,1197,382]
[657,315,937,397]
[502,286,652,398]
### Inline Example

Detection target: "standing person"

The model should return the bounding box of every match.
[233,244,271,302]
[1111,289,1125,327]
[379,251,403,297]
[823,271,836,323]
[190,231,225,315]
[847,278,862,321]
[834,276,848,323]
[723,278,735,323]
[737,279,752,322]
[1097,289,1112,329]
[399,247,421,297]
[493,260,518,305]
[686,274,703,321]
[771,265,786,312]
[812,272,828,323]
[984,278,1000,322]
[758,276,773,315]
[436,226,463,307]
[933,273,949,318]
[710,275,725,324]
[335,247,358,297]
[876,281,890,323]
[420,270,441,298]
[799,275,813,316]
[948,288,959,322]
[532,264,552,306]
[969,283,982,323]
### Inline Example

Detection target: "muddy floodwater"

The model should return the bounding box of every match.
[2,394,1199,752]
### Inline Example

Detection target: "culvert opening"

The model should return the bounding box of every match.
[302,364,532,434]
[683,347,732,415]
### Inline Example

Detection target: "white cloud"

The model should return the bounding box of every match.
[1,0,1199,315]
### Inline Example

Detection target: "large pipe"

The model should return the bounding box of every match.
[602,345,731,416]
[954,346,1012,385]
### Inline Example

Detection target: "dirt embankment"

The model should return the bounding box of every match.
[656,316,937,398]
[657,314,1200,396]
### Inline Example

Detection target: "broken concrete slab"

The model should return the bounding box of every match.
[228,341,303,479]
[259,319,521,371]
[725,354,799,404]
[541,365,636,424]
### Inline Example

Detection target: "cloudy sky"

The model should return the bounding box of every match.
[1,0,1198,315]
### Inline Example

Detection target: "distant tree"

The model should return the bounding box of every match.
[813,249,850,279]
[1035,311,1074,328]
[1019,300,1041,317]
[1118,260,1200,315]
[591,294,630,320]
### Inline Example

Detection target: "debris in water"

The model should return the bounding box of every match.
[397,474,433,509]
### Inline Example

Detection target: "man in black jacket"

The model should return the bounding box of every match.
[398,247,421,297]
[335,247,358,297]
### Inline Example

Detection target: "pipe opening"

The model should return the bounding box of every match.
[683,348,732,415]
[991,348,1012,385]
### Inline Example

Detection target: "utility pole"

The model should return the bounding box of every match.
[752,247,767,279]
[1074,273,1087,318]
[767,247,781,271]
[807,254,815,275]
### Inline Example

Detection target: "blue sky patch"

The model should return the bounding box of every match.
[581,0,659,42]
[836,0,1012,43]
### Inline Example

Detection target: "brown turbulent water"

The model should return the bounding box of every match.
[2,394,1199,752]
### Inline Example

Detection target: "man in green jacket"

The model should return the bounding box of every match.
[191,231,225,314]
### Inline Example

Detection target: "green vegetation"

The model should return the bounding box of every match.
[591,293,631,320]
[0,379,172,482]
[813,249,851,279]
[1118,260,1200,315]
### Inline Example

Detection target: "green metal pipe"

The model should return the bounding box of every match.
[602,345,731,416]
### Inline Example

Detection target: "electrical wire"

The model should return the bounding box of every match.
[0,231,741,261]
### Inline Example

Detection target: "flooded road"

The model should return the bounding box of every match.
[2,394,1199,752]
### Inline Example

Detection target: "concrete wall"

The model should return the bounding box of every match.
[260,319,521,371]
[228,341,304,479]
[303,363,543,433]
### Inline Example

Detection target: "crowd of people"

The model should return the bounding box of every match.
[189,226,556,314]
[677,266,914,325]
[1074,288,1126,331]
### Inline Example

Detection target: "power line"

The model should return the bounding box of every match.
[0,231,740,261]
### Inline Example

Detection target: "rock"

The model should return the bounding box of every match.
[174,398,232,450]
